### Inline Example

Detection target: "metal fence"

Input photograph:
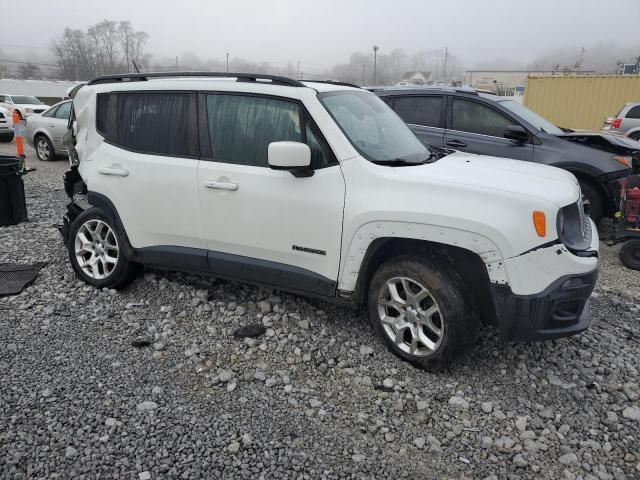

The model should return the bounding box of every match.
[523,75,640,131]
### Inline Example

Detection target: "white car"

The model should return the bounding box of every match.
[0,94,50,117]
[0,105,14,141]
[61,73,599,371]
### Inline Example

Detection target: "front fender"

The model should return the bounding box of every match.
[337,221,506,292]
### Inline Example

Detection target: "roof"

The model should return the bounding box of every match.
[370,86,479,96]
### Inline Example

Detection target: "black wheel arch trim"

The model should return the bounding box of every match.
[87,191,141,262]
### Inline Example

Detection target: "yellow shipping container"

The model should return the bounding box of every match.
[523,75,640,131]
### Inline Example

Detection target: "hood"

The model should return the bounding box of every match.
[395,151,580,207]
[555,131,640,150]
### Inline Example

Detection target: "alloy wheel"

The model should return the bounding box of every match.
[377,276,444,356]
[37,138,51,161]
[74,219,119,279]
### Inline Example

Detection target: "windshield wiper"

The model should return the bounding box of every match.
[371,159,417,166]
[373,153,439,166]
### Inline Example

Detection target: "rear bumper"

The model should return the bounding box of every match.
[491,268,597,341]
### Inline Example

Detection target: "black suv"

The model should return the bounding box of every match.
[373,87,636,223]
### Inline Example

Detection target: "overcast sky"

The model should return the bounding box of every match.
[5,0,640,72]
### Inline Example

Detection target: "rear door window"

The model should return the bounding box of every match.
[451,98,513,138]
[392,95,443,128]
[96,92,198,157]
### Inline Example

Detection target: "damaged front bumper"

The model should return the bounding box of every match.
[490,219,599,342]
[491,269,597,341]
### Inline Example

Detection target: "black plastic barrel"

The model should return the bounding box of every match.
[0,156,27,226]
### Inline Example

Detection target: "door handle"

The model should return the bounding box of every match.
[204,180,239,191]
[98,166,129,177]
[446,140,467,148]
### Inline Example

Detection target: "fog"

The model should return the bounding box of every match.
[4,0,640,77]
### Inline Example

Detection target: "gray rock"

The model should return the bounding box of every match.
[136,401,158,411]
[359,345,374,355]
[622,406,640,420]
[218,369,234,383]
[297,319,310,330]
[448,396,469,410]
[559,453,578,465]
[414,437,426,449]
[65,446,77,458]
[481,401,493,413]
[228,441,241,453]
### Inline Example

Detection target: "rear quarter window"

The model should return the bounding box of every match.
[626,105,640,119]
[96,91,198,157]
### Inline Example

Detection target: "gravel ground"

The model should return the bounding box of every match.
[1,142,639,480]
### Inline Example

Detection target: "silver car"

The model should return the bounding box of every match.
[25,100,72,161]
[604,102,640,141]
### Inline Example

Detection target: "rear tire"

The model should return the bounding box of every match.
[579,180,604,225]
[35,134,54,162]
[367,255,480,372]
[67,207,139,289]
[620,239,640,270]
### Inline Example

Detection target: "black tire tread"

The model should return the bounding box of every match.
[367,255,480,372]
[67,207,139,289]
[620,239,640,270]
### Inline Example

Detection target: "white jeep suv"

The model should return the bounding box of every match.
[61,73,599,371]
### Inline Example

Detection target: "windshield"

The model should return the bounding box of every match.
[319,90,429,163]
[499,100,563,135]
[11,96,43,105]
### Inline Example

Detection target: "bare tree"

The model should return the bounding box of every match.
[52,20,151,80]
[118,21,150,72]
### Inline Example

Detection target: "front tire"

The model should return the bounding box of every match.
[35,134,54,161]
[579,181,604,225]
[67,208,139,289]
[620,239,640,270]
[367,256,480,371]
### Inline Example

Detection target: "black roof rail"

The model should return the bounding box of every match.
[87,71,305,87]
[301,79,362,89]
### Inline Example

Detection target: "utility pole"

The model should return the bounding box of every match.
[442,47,448,83]
[362,64,365,86]
[296,61,301,80]
[226,53,229,72]
[373,45,379,85]
[175,56,178,70]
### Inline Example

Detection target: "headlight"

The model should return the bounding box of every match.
[25,108,34,113]
[556,200,591,252]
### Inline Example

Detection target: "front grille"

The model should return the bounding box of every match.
[0,112,4,118]
[33,109,45,114]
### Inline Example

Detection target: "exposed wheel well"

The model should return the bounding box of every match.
[354,237,498,326]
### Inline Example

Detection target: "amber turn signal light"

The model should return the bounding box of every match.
[613,156,632,168]
[533,211,546,237]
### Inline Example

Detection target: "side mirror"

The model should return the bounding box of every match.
[504,125,529,143]
[268,141,313,177]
